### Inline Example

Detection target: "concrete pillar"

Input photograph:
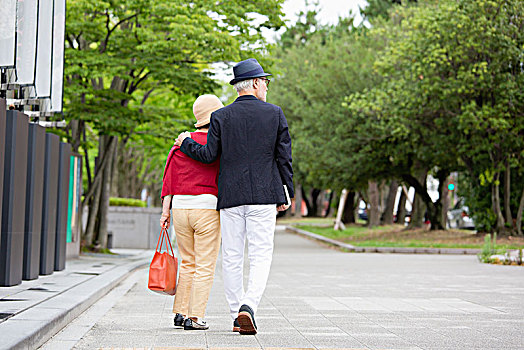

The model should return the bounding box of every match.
[0,99,6,247]
[0,111,29,286]
[40,133,59,275]
[23,123,46,280]
[55,142,71,271]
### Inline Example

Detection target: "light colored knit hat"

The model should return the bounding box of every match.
[193,94,224,128]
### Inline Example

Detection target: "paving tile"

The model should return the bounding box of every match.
[31,229,524,350]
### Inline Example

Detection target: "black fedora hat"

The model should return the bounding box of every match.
[229,58,271,85]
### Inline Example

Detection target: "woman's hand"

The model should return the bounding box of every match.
[160,212,170,228]
[160,195,172,228]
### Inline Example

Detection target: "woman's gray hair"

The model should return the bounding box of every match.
[234,79,255,93]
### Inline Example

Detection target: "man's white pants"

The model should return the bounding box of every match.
[220,204,276,320]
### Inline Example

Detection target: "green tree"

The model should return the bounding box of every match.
[64,0,286,249]
[347,0,524,232]
[270,14,389,222]
[360,0,417,22]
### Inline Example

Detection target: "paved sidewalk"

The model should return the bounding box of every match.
[49,227,523,350]
[0,249,151,349]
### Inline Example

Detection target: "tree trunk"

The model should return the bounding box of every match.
[111,139,121,197]
[407,170,427,229]
[504,159,513,229]
[381,180,398,225]
[492,172,505,233]
[84,180,101,247]
[83,135,118,249]
[68,119,83,153]
[491,172,504,233]
[403,169,447,230]
[83,127,92,188]
[428,169,448,231]
[301,186,311,217]
[440,175,451,229]
[323,190,334,218]
[293,184,303,217]
[342,191,356,224]
[379,180,387,218]
[516,186,524,236]
[397,189,407,225]
[310,188,321,217]
[368,181,380,227]
[409,190,426,229]
[96,136,117,249]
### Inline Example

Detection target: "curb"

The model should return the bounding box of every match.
[0,252,150,350]
[285,226,481,255]
[285,226,356,251]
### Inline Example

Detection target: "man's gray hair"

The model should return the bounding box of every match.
[234,79,255,93]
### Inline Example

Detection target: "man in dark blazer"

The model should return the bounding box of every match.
[175,58,293,335]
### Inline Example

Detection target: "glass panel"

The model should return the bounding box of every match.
[15,0,38,84]
[35,0,53,97]
[50,0,65,111]
[0,0,17,67]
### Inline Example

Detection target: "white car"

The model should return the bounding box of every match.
[447,200,475,230]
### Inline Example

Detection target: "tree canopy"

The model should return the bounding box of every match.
[63,0,287,249]
[271,0,524,233]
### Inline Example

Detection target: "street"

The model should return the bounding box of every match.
[42,228,524,350]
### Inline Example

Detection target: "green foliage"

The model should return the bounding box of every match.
[65,0,286,136]
[457,171,494,231]
[64,0,287,207]
[270,14,382,191]
[109,197,146,207]
[278,2,323,50]
[275,0,524,232]
[478,233,496,263]
[360,0,417,22]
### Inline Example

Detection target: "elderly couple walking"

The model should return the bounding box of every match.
[160,58,294,335]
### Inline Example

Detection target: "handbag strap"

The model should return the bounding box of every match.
[165,228,175,257]
[155,227,175,258]
[155,227,165,252]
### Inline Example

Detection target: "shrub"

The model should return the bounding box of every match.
[109,197,146,207]
[478,233,496,263]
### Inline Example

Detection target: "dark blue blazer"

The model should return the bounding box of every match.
[181,95,294,210]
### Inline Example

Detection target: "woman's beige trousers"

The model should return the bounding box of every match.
[172,209,220,319]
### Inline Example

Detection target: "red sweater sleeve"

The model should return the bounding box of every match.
[161,146,179,198]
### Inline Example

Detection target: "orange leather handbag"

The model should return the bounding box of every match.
[148,227,178,295]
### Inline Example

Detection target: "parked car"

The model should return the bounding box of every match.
[447,199,475,230]
[358,208,368,221]
[358,200,368,221]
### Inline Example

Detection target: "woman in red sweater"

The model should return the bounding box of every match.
[160,95,223,330]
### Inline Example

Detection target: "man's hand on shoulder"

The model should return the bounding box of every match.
[174,131,191,147]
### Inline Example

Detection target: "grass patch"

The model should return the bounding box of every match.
[294,223,524,250]
[277,217,334,225]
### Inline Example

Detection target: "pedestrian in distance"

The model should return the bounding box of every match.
[174,58,294,335]
[160,94,224,330]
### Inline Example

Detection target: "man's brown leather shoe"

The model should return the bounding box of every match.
[237,304,257,335]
